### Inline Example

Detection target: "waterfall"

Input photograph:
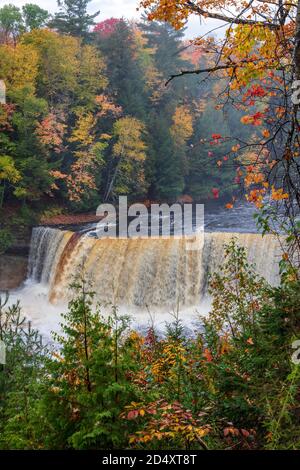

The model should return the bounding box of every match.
[27,227,282,309]
[28,227,73,284]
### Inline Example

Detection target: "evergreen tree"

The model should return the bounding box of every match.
[50,0,100,38]
[95,19,148,120]
[0,295,47,449]
[138,20,191,200]
[150,114,185,200]
[39,278,139,449]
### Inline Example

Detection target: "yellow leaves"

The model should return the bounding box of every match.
[0,43,38,93]
[244,172,265,188]
[78,44,107,91]
[100,133,112,140]
[0,155,21,184]
[170,105,193,148]
[21,29,107,103]
[231,144,240,153]
[195,427,210,438]
[113,117,147,161]
[219,336,231,355]
[69,112,97,147]
[271,186,289,201]
[150,341,187,383]
[21,29,79,94]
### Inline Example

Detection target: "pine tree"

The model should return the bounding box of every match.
[39,277,139,449]
[95,19,148,120]
[150,114,185,200]
[50,0,100,38]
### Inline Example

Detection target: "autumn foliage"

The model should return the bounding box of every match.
[1,240,299,450]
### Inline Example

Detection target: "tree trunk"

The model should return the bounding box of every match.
[295,0,300,79]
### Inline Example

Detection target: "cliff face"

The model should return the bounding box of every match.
[0,254,28,290]
[0,227,31,291]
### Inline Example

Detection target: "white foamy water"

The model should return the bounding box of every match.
[3,226,283,340]
[7,281,210,341]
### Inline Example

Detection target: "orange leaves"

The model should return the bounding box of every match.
[261,129,270,139]
[224,427,239,437]
[246,189,265,208]
[271,186,289,201]
[224,426,255,439]
[240,115,252,125]
[124,400,210,447]
[275,106,285,119]
[36,113,66,153]
[66,159,97,202]
[203,348,213,362]
[95,94,122,118]
[241,112,264,126]
[49,170,67,191]
[232,144,240,153]
[244,172,265,188]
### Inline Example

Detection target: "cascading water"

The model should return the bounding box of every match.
[28,227,73,284]
[27,226,282,309]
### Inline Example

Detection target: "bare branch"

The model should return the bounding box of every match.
[165,59,286,85]
[186,0,281,30]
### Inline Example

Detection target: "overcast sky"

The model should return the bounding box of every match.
[0,0,223,39]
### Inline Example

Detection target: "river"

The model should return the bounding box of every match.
[5,202,283,338]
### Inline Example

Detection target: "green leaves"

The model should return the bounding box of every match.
[0,155,21,184]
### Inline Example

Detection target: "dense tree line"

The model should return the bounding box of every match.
[0,0,250,233]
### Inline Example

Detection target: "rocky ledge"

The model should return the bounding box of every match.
[0,254,28,291]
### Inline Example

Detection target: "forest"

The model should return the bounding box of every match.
[0,0,300,454]
[0,1,251,249]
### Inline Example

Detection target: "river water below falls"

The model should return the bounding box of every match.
[5,206,283,339]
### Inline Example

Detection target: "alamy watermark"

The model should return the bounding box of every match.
[292,80,300,105]
[0,340,6,365]
[0,80,6,105]
[96,197,204,251]
[291,340,300,365]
